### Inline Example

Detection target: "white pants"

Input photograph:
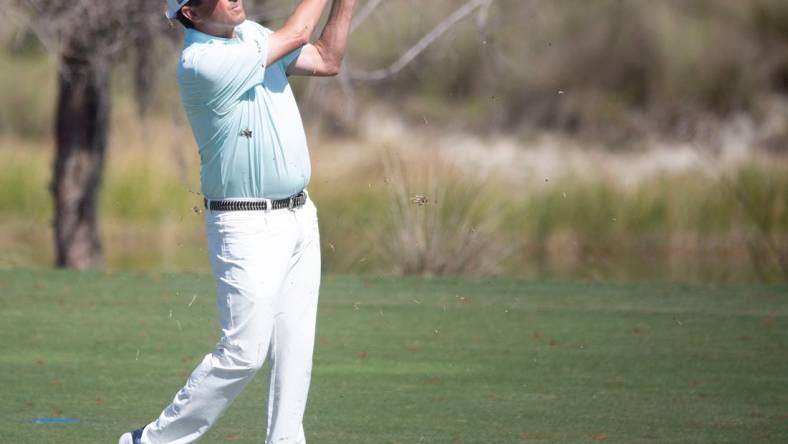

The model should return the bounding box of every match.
[141,194,321,444]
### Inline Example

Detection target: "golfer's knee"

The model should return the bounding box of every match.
[214,339,266,372]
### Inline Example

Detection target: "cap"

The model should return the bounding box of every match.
[166,0,190,19]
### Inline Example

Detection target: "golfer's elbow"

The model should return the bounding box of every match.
[315,45,344,76]
[323,60,341,76]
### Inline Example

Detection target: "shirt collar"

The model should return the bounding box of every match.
[184,24,245,45]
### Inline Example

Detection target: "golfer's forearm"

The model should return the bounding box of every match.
[282,0,330,42]
[269,0,329,64]
[313,0,356,73]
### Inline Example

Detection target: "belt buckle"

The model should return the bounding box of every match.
[288,196,295,211]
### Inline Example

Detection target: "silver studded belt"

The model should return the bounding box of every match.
[204,191,307,211]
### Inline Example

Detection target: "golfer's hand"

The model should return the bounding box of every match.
[286,0,355,77]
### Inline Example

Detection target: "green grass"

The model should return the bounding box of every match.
[0,271,786,443]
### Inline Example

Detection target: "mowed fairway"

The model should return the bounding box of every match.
[0,271,786,444]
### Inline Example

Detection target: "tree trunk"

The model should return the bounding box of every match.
[52,46,110,269]
[134,28,156,117]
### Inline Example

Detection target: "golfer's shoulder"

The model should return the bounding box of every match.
[178,34,209,67]
[177,41,229,83]
[177,45,203,83]
[240,20,273,38]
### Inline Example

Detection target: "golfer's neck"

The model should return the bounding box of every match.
[196,23,236,39]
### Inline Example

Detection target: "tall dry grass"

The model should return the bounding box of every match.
[1,92,786,281]
[0,129,786,280]
[373,147,510,276]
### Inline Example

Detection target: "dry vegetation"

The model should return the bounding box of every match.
[4,0,788,143]
[0,0,787,280]
[1,106,785,281]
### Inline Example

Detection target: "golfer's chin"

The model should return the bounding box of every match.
[228,5,246,23]
[224,14,245,29]
[215,13,246,33]
[231,10,246,25]
[218,8,246,29]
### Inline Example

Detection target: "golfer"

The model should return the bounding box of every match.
[119,0,354,443]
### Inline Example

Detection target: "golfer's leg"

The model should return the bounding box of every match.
[266,199,321,444]
[142,211,297,444]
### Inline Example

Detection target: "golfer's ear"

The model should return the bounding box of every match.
[181,6,200,24]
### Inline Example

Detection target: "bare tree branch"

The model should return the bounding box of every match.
[348,0,493,81]
[350,0,384,34]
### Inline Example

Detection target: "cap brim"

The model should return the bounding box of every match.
[166,0,188,20]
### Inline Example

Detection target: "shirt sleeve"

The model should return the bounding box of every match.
[256,24,303,72]
[188,32,269,113]
[281,45,303,71]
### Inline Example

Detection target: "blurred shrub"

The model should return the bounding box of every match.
[4,0,788,142]
[0,146,51,222]
[346,0,788,141]
[100,160,195,222]
[0,51,55,139]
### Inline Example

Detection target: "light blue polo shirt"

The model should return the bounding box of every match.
[177,20,309,200]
